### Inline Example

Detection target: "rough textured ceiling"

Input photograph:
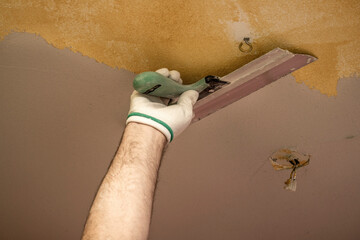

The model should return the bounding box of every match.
[1,0,360,96]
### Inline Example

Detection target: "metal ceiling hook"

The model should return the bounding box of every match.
[239,37,253,53]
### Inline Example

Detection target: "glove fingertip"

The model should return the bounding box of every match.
[156,68,170,77]
[169,70,181,83]
[186,90,199,106]
[178,90,199,106]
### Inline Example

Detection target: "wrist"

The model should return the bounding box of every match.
[125,122,167,147]
[126,113,173,142]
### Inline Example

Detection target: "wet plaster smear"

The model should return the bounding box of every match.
[1,0,359,96]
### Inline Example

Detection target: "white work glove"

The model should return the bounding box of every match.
[126,68,199,142]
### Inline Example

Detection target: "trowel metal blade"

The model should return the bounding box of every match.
[192,48,318,123]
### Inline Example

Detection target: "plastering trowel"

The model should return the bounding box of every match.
[133,48,317,122]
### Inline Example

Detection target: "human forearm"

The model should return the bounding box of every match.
[82,122,166,240]
[82,68,198,239]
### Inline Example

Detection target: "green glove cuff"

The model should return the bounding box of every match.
[127,112,174,142]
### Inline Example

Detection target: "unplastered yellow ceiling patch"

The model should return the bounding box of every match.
[1,0,359,96]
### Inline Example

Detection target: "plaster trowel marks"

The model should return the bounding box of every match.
[231,0,360,96]
[0,0,246,82]
[1,0,359,96]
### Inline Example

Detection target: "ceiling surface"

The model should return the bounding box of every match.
[1,32,360,240]
[1,0,360,96]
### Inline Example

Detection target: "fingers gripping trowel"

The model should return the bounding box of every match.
[133,72,229,100]
[133,48,317,122]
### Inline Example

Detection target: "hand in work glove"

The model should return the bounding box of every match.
[126,68,199,142]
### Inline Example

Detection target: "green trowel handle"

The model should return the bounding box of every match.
[133,72,208,99]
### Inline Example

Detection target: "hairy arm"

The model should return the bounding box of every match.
[82,68,198,239]
[82,122,166,240]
